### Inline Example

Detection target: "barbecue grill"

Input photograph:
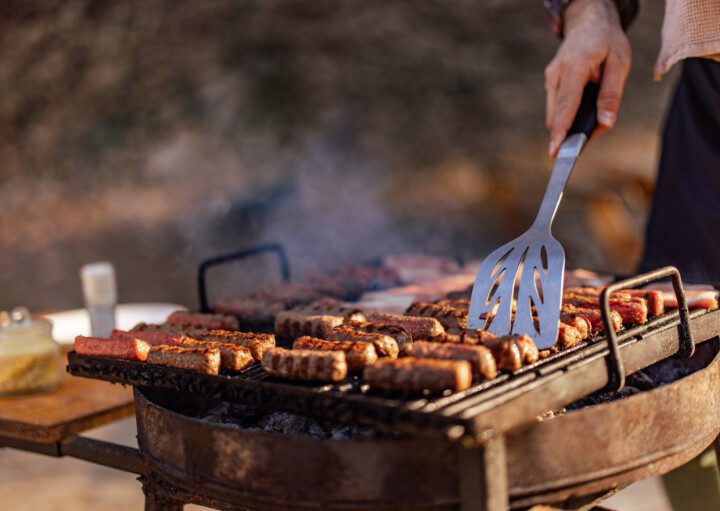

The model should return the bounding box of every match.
[6,246,720,511]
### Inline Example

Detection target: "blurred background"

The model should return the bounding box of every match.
[0,0,674,312]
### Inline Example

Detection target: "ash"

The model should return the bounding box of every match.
[196,401,400,439]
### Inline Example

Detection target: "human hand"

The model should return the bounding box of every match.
[545,0,632,157]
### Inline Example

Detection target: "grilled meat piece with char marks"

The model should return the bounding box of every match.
[405,302,467,335]
[292,336,378,371]
[275,311,344,340]
[366,312,445,340]
[326,327,399,359]
[196,330,275,361]
[363,357,472,393]
[180,338,254,372]
[343,320,413,353]
[166,311,239,331]
[560,305,622,335]
[405,340,497,380]
[146,345,221,374]
[479,333,539,372]
[262,347,347,382]
[74,336,150,362]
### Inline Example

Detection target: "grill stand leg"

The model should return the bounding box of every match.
[459,432,508,511]
[143,483,185,511]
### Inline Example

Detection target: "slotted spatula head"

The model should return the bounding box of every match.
[467,83,599,349]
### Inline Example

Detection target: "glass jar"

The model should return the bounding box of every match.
[0,307,62,396]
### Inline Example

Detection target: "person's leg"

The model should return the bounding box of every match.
[640,58,720,286]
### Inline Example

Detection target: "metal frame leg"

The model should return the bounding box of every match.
[143,488,185,511]
[459,432,508,511]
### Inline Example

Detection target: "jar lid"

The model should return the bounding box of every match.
[0,307,52,342]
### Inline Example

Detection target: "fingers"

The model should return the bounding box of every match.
[596,49,631,131]
[545,63,560,131]
[549,68,588,157]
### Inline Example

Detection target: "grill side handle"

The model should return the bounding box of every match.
[600,266,695,392]
[197,243,291,313]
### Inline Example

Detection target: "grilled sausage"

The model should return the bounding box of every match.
[74,336,150,362]
[559,312,592,339]
[326,327,399,359]
[556,323,583,349]
[196,330,276,361]
[146,345,221,374]
[292,336,378,370]
[405,302,467,334]
[213,297,285,326]
[180,338,254,371]
[291,298,367,323]
[262,347,347,382]
[165,311,239,330]
[274,310,344,340]
[563,295,648,325]
[405,340,497,380]
[481,334,539,371]
[363,358,472,393]
[111,329,184,346]
[433,298,470,310]
[343,320,413,353]
[366,312,445,340]
[561,305,622,334]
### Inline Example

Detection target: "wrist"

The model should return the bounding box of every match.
[565,0,621,35]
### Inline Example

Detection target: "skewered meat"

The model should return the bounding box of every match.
[363,358,472,393]
[366,312,445,340]
[405,302,467,334]
[146,345,221,374]
[291,298,367,323]
[405,341,497,380]
[292,336,378,370]
[196,330,276,361]
[561,305,622,335]
[274,311,344,339]
[481,334,539,372]
[74,336,150,362]
[326,328,399,359]
[165,311,239,331]
[261,347,347,382]
[343,321,413,353]
[180,338,254,371]
[110,329,184,346]
[213,297,285,326]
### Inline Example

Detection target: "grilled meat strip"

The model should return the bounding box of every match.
[565,287,665,317]
[274,310,344,340]
[405,302,467,334]
[560,305,622,335]
[366,312,445,340]
[343,320,413,353]
[405,340,497,380]
[111,329,184,346]
[180,338,254,372]
[165,311,239,331]
[146,345,221,375]
[326,327,399,359]
[363,357,473,393]
[195,330,276,361]
[292,336,378,370]
[261,347,347,382]
[563,295,648,325]
[74,336,150,362]
[479,333,539,372]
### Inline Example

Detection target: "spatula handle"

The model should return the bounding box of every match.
[567,82,599,139]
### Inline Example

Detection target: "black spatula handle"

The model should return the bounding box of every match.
[567,82,599,138]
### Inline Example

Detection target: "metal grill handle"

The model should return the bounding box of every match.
[600,266,695,392]
[197,243,291,312]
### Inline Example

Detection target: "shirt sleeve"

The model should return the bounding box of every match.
[544,0,640,37]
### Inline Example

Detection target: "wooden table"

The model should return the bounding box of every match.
[0,347,143,474]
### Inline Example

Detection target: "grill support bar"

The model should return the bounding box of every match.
[600,266,695,392]
[459,432,508,511]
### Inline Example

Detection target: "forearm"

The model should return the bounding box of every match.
[544,0,639,37]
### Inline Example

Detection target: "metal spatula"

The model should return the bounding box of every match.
[467,83,599,349]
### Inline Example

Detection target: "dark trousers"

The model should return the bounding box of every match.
[640,58,720,286]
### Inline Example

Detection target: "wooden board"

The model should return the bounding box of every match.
[0,347,134,443]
